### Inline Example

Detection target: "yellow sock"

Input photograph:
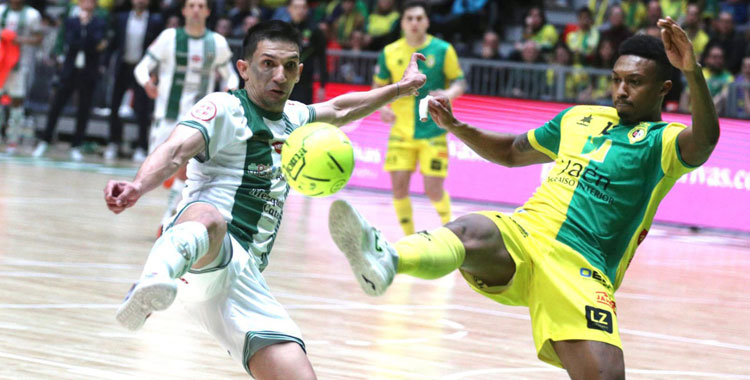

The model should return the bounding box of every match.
[430,191,452,225]
[395,227,465,279]
[393,196,415,235]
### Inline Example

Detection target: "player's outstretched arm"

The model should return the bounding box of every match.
[658,17,720,166]
[427,96,552,167]
[312,53,427,126]
[104,126,205,214]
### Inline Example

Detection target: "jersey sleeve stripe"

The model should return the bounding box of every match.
[307,105,316,123]
[179,120,211,161]
[527,130,557,159]
[673,136,700,169]
[373,76,390,86]
[146,50,158,60]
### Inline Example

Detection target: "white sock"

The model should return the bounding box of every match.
[140,221,210,280]
[6,107,23,145]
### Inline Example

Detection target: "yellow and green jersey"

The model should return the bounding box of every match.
[374,35,464,139]
[524,106,697,289]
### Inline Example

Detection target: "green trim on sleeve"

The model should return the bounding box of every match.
[674,133,701,168]
[307,105,316,123]
[178,120,211,161]
[527,130,557,159]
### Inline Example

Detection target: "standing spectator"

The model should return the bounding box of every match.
[733,56,750,118]
[683,3,709,59]
[33,0,108,161]
[620,0,646,32]
[645,1,663,27]
[105,0,164,162]
[134,0,239,226]
[366,0,399,51]
[287,0,327,104]
[680,44,733,113]
[0,0,43,154]
[565,7,599,65]
[373,0,466,236]
[659,0,686,21]
[709,11,745,73]
[600,5,632,52]
[329,0,365,49]
[519,6,558,53]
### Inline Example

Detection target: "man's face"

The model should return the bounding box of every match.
[401,6,429,40]
[685,4,700,27]
[578,11,592,30]
[705,47,725,71]
[288,0,308,23]
[9,0,23,8]
[647,1,662,20]
[239,40,302,111]
[376,0,393,13]
[79,0,96,12]
[716,12,733,35]
[609,7,624,28]
[182,0,210,25]
[527,8,542,29]
[132,0,149,11]
[611,55,670,123]
[216,18,232,36]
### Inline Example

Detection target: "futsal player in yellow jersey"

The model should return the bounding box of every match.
[373,0,466,235]
[330,17,720,379]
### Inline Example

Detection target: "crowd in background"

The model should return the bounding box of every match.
[2,0,750,160]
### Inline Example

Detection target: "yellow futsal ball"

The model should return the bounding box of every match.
[281,122,355,197]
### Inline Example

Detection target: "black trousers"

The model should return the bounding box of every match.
[40,69,96,148]
[109,62,153,150]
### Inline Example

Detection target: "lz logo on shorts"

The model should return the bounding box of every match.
[585,306,613,333]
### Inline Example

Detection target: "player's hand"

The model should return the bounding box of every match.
[397,53,426,97]
[144,80,158,99]
[379,106,395,124]
[427,95,461,131]
[104,180,143,214]
[658,17,699,73]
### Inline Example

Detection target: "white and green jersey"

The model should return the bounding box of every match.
[178,89,316,270]
[0,4,41,67]
[134,27,239,121]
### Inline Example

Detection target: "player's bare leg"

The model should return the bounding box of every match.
[446,214,516,287]
[248,342,316,380]
[117,203,227,330]
[423,175,451,225]
[390,170,415,235]
[553,340,625,380]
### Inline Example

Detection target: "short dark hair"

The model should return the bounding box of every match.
[242,20,301,60]
[577,6,592,17]
[180,0,213,10]
[618,34,673,81]
[402,0,429,15]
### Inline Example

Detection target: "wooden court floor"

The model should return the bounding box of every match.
[1,156,749,380]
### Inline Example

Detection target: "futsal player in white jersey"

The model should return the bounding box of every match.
[134,0,239,225]
[0,0,41,153]
[104,20,426,378]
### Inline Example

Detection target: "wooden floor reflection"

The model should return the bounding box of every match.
[1,158,748,380]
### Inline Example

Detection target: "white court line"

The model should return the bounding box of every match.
[441,367,750,380]
[0,303,118,309]
[0,271,132,283]
[0,351,133,380]
[616,291,750,308]
[0,259,139,270]
[620,328,750,351]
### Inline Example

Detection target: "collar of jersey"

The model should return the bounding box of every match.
[402,35,433,51]
[241,89,283,121]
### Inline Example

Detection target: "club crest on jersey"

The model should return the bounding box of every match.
[425,54,436,68]
[628,125,648,144]
[272,141,284,154]
[190,101,217,121]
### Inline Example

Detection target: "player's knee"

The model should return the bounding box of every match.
[445,214,502,255]
[177,204,226,239]
[423,186,443,202]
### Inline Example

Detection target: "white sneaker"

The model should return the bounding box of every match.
[329,199,397,296]
[70,148,83,162]
[116,275,177,331]
[103,143,117,161]
[132,147,146,163]
[32,141,48,158]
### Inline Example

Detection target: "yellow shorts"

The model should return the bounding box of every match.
[384,133,448,178]
[460,211,621,368]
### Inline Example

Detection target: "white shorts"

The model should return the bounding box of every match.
[149,119,177,154]
[167,203,305,375]
[3,68,28,98]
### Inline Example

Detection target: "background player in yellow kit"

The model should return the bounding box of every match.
[373,0,466,235]
[331,17,719,379]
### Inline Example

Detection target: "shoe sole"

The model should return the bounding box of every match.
[116,278,177,330]
[329,200,386,296]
